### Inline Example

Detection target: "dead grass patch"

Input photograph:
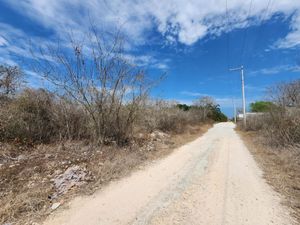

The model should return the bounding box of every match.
[0,123,212,225]
[239,131,300,223]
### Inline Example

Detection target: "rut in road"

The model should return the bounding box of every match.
[43,122,293,225]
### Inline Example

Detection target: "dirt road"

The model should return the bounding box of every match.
[43,122,292,225]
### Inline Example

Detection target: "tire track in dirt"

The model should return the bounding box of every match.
[43,123,293,225]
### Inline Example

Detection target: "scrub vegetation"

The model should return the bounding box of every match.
[238,79,300,222]
[0,29,226,225]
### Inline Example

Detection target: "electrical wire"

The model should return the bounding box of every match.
[247,0,274,70]
[225,0,238,115]
[240,0,254,66]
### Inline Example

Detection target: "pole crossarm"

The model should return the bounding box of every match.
[229,66,243,71]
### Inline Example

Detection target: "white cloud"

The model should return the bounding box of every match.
[122,54,169,70]
[250,64,300,75]
[0,56,17,66]
[180,91,207,97]
[1,0,300,75]
[275,12,300,48]
[0,36,8,46]
[2,0,300,47]
[0,23,49,64]
[154,63,169,70]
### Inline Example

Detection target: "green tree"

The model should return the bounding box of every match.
[208,104,228,122]
[250,101,274,112]
[176,104,191,111]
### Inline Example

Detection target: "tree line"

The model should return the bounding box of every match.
[0,28,227,146]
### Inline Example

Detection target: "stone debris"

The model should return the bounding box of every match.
[150,130,170,141]
[17,154,27,161]
[52,165,92,196]
[51,202,61,211]
[145,143,155,151]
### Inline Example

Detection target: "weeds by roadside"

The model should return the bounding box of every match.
[0,25,225,224]
[0,123,211,225]
[0,71,220,224]
[239,131,300,224]
[237,79,300,224]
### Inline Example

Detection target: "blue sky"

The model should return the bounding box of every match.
[1,0,300,116]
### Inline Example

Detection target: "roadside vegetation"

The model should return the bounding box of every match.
[237,79,300,222]
[0,29,227,225]
[249,101,275,113]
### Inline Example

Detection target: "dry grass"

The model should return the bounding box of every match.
[0,123,212,225]
[239,131,300,223]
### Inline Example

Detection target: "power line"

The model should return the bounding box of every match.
[234,1,253,126]
[225,0,231,70]
[225,0,239,119]
[226,0,274,122]
[260,0,273,22]
[225,0,237,120]
[247,0,274,70]
[240,0,254,65]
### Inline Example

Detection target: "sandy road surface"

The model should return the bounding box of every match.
[43,122,292,225]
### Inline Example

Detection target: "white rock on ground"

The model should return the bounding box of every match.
[51,202,61,211]
[53,165,91,196]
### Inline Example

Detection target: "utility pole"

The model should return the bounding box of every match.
[229,66,246,127]
[232,99,237,123]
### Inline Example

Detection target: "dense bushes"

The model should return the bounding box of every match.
[0,90,225,145]
[0,89,89,143]
[241,80,300,147]
[0,89,56,142]
[139,99,227,134]
[265,107,300,146]
[141,101,204,133]
[177,101,227,123]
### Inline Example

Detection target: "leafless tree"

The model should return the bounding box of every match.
[0,65,23,96]
[244,79,300,146]
[267,80,300,108]
[193,96,216,120]
[32,26,155,145]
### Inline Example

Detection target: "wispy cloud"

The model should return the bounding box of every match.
[250,64,300,75]
[245,84,266,92]
[0,36,8,46]
[0,22,56,65]
[24,69,53,88]
[123,54,169,70]
[0,56,17,66]
[274,12,300,49]
[1,0,300,82]
[2,0,300,47]
[153,63,169,70]
[180,91,207,97]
